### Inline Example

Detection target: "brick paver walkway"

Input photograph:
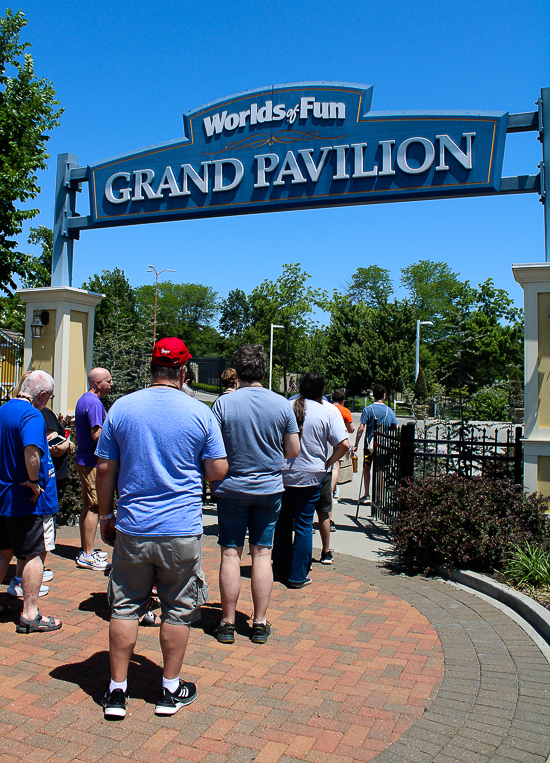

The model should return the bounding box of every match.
[0,531,549,763]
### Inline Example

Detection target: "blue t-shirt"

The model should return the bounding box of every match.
[211,386,299,496]
[0,399,58,517]
[360,402,399,442]
[75,391,106,467]
[96,387,226,536]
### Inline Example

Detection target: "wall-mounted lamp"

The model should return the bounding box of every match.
[30,309,50,339]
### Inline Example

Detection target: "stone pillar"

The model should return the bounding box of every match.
[16,286,104,416]
[512,263,550,496]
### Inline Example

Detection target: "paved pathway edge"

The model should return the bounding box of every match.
[436,565,550,646]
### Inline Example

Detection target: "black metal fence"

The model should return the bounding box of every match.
[371,422,523,525]
[191,356,233,396]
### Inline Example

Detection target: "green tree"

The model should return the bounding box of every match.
[435,278,523,396]
[22,224,52,287]
[251,263,327,393]
[134,281,220,349]
[347,265,393,308]
[219,288,254,337]
[400,260,466,323]
[83,268,139,337]
[324,294,415,395]
[0,225,52,332]
[0,10,63,295]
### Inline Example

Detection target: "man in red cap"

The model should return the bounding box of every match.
[96,337,227,720]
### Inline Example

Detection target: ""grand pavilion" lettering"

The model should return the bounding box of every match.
[104,132,475,203]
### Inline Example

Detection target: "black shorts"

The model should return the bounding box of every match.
[0,514,49,558]
[315,471,332,515]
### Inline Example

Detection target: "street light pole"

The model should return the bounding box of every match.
[147,265,175,346]
[415,320,434,381]
[269,323,284,391]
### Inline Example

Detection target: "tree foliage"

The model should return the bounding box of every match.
[347,265,393,308]
[134,281,218,341]
[0,10,63,295]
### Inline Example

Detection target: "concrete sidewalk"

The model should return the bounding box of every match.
[0,462,549,763]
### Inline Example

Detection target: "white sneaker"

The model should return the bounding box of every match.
[42,569,54,583]
[76,551,110,570]
[7,580,49,598]
[333,487,340,500]
[79,549,108,560]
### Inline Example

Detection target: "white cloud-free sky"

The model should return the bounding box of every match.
[6,0,550,310]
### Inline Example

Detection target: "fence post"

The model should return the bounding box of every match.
[400,421,415,482]
[514,426,523,485]
[217,356,224,397]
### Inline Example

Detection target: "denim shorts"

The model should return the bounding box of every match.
[217,493,282,548]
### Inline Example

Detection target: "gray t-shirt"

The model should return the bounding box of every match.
[212,386,299,496]
[283,399,348,487]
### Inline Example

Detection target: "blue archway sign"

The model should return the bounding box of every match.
[52,82,547,287]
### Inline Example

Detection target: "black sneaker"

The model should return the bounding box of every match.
[102,687,128,720]
[155,681,197,716]
[250,622,271,644]
[289,577,312,589]
[321,551,334,565]
[210,620,235,644]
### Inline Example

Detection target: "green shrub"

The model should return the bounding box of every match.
[502,543,550,588]
[56,415,82,525]
[467,383,510,421]
[391,474,549,574]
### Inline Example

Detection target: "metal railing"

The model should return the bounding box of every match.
[371,422,523,525]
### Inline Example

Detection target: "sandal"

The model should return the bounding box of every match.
[16,612,62,634]
[139,609,161,627]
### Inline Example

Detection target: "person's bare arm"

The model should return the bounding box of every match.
[283,432,300,459]
[202,457,228,482]
[345,421,355,433]
[22,444,43,502]
[96,457,118,546]
[326,439,350,470]
[353,422,365,450]
[91,425,102,443]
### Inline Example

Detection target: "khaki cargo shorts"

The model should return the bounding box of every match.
[76,464,98,510]
[108,531,209,626]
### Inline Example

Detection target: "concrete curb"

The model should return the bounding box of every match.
[436,564,550,644]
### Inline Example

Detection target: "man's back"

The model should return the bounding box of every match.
[96,387,225,536]
[75,390,105,466]
[212,387,297,496]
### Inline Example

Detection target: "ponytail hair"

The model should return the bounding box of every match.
[293,372,326,438]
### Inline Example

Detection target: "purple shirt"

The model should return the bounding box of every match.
[75,391,106,467]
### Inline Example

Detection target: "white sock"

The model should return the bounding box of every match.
[163,676,180,693]
[109,678,127,693]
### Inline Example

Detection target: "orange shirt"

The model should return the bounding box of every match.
[335,403,353,424]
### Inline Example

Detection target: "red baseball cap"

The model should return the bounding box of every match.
[152,337,192,367]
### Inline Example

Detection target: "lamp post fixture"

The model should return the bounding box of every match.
[147,265,175,346]
[415,320,434,381]
[269,323,284,391]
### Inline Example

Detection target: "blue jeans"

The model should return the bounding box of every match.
[272,483,322,584]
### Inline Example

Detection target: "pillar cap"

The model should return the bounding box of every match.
[512,263,550,288]
[16,286,104,307]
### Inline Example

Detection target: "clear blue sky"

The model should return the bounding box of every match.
[6,0,550,313]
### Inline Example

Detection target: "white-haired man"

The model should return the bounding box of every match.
[0,370,61,633]
[75,367,113,570]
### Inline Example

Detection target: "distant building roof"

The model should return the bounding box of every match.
[0,328,23,344]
